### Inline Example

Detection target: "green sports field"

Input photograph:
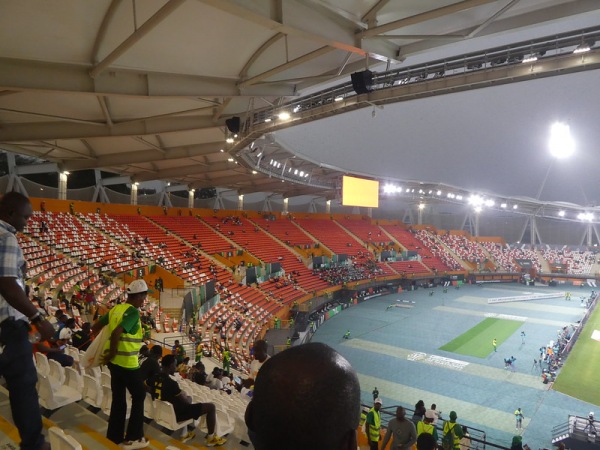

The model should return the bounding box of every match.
[439,318,524,358]
[553,303,600,405]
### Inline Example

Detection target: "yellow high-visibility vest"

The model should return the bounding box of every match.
[367,408,381,442]
[104,303,143,369]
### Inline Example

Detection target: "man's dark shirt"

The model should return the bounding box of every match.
[146,372,187,421]
[139,357,161,382]
[72,330,91,350]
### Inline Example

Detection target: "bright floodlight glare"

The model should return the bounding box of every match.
[278,112,291,120]
[549,122,575,159]
[558,210,565,217]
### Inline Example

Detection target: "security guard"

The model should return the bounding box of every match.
[366,398,382,450]
[92,279,149,449]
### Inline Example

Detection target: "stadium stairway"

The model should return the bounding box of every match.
[0,380,254,449]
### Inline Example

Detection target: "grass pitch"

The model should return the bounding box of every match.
[439,318,524,358]
[553,304,600,406]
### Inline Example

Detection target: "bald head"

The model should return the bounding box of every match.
[245,342,360,450]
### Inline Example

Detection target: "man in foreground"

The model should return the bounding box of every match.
[147,354,227,446]
[0,192,55,450]
[92,279,149,449]
[245,342,361,450]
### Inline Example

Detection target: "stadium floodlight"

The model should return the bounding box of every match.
[558,210,565,217]
[278,111,291,120]
[474,206,482,213]
[468,194,483,207]
[334,95,344,102]
[226,137,234,144]
[513,204,518,209]
[500,203,507,208]
[484,199,495,207]
[437,190,442,196]
[264,118,272,123]
[418,203,425,210]
[549,122,575,159]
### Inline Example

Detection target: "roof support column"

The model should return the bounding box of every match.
[282,197,288,214]
[131,182,138,205]
[58,172,68,201]
[188,189,195,209]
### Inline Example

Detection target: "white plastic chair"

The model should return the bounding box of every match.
[82,374,103,409]
[37,374,82,412]
[48,427,82,450]
[154,400,193,435]
[144,393,155,421]
[34,352,51,377]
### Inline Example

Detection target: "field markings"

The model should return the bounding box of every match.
[456,295,584,316]
[433,306,570,327]
[343,339,543,390]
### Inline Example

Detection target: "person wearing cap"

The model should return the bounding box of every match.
[443,411,464,450]
[381,406,417,450]
[366,398,383,449]
[417,410,438,442]
[91,279,149,449]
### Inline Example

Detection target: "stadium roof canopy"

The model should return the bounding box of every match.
[1,0,600,215]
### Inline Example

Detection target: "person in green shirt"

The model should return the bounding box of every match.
[92,279,149,449]
[366,398,382,449]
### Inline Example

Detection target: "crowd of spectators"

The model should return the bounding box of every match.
[313,252,385,285]
[414,230,463,271]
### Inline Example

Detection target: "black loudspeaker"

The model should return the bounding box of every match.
[351,70,373,94]
[225,117,241,133]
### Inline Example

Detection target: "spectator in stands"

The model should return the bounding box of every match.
[248,339,269,382]
[412,400,426,425]
[381,406,417,450]
[188,361,208,386]
[91,279,149,449]
[58,317,76,343]
[426,403,442,425]
[244,342,360,450]
[147,354,227,446]
[139,345,162,383]
[72,322,92,351]
[0,192,55,450]
[172,339,186,365]
[35,339,74,367]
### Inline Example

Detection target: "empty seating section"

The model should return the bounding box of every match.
[29,212,144,274]
[387,260,431,276]
[337,219,390,247]
[437,233,488,264]
[294,218,365,256]
[202,216,329,301]
[151,215,236,255]
[254,217,315,248]
[380,225,448,272]
[108,214,213,286]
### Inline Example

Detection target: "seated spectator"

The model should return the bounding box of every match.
[72,322,92,351]
[188,362,208,386]
[244,343,361,450]
[36,339,74,367]
[58,317,76,344]
[140,345,163,383]
[177,357,190,378]
[147,355,227,446]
